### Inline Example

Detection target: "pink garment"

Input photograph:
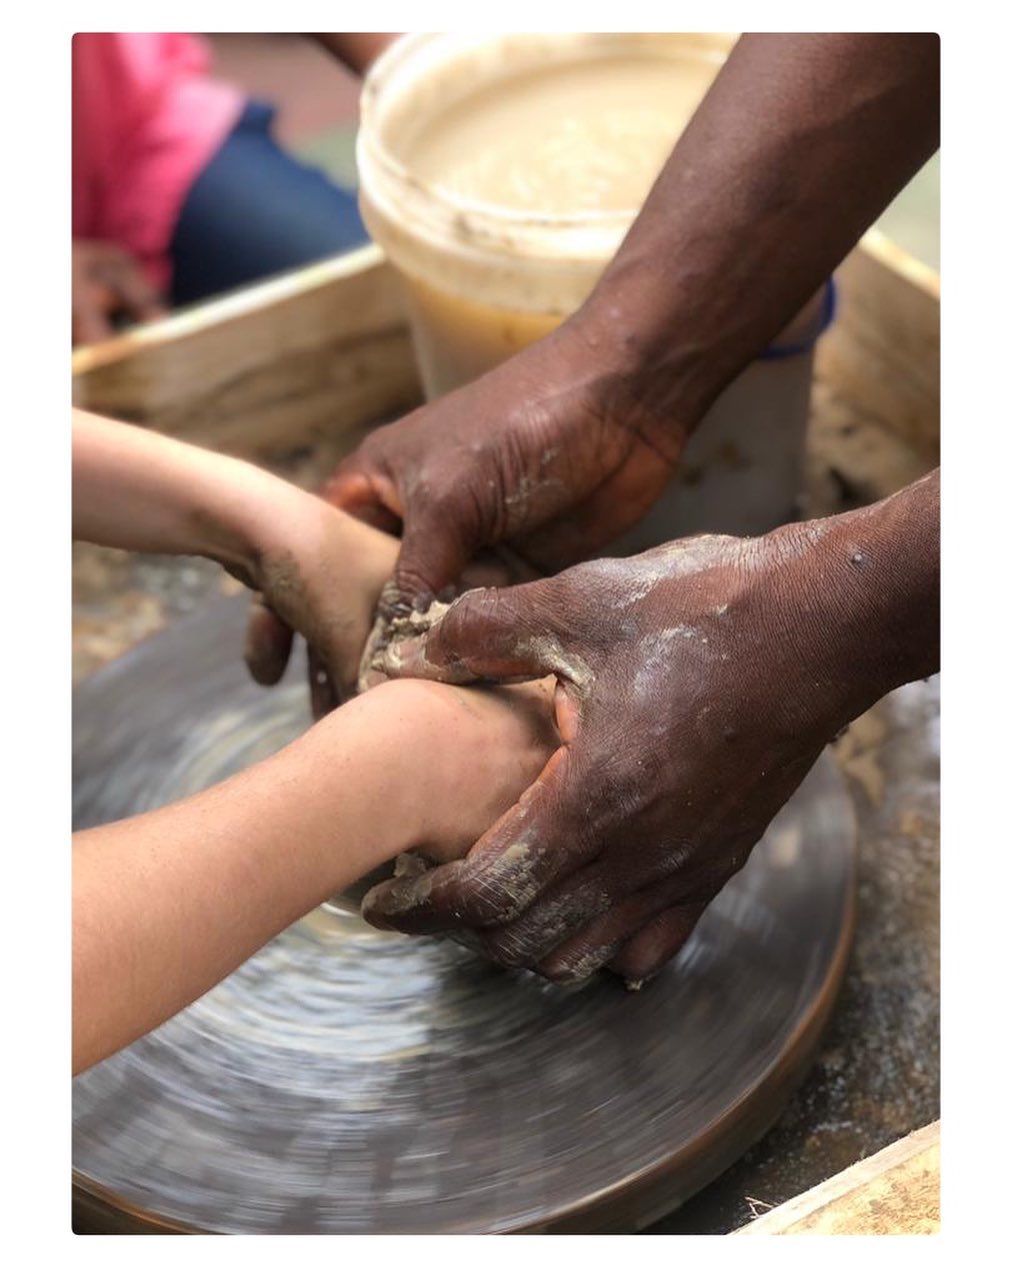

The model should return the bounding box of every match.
[73,34,244,290]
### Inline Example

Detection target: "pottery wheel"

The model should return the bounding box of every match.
[72,597,856,1234]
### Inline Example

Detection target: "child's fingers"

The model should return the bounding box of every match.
[244,595,294,686]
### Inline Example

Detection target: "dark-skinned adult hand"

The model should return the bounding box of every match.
[72,240,168,346]
[324,322,683,599]
[359,474,939,985]
[245,548,533,716]
[244,320,684,706]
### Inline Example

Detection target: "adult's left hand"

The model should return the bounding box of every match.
[244,321,681,706]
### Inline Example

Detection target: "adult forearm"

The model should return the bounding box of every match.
[760,469,940,738]
[574,33,940,443]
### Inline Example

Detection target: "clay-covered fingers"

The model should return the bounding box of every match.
[244,594,294,686]
[393,508,480,617]
[485,827,746,983]
[361,744,593,934]
[326,448,479,612]
[73,244,168,345]
[474,859,689,978]
[377,577,579,686]
[535,890,708,986]
[244,597,350,713]
[607,901,710,985]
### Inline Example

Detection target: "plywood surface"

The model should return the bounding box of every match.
[735,1121,939,1235]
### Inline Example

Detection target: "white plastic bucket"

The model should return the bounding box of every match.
[358,33,831,542]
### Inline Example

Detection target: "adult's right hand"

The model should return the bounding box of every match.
[323,319,687,611]
[245,317,693,701]
[72,240,167,345]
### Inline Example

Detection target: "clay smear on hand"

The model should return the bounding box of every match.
[357,600,453,692]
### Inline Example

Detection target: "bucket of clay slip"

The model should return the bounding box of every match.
[357,33,833,543]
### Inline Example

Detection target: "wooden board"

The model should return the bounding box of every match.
[815,228,940,464]
[71,245,422,469]
[734,1121,940,1235]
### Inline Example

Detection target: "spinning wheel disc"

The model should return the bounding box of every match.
[72,598,856,1234]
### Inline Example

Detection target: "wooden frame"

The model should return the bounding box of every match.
[72,245,421,476]
[735,1121,940,1235]
[72,234,939,489]
[816,228,940,465]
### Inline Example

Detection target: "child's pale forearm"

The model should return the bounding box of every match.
[72,409,302,570]
[72,677,558,1074]
[72,409,400,697]
[73,686,428,1074]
